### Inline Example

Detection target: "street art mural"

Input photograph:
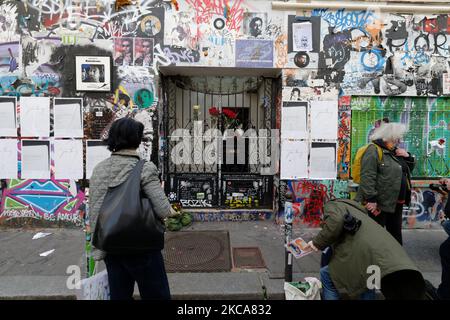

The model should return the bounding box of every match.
[0,1,448,228]
[351,96,450,178]
[277,180,350,227]
[402,182,448,229]
[0,179,85,227]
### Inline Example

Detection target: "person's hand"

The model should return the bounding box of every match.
[395,148,409,157]
[439,212,446,224]
[439,178,450,190]
[365,202,380,215]
[305,241,319,252]
[168,207,181,218]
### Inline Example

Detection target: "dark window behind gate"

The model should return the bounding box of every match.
[162,76,279,209]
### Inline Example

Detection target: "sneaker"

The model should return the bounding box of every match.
[424,279,440,300]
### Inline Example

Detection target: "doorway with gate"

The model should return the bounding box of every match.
[161,71,281,212]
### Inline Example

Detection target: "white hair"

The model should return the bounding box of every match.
[370,123,408,142]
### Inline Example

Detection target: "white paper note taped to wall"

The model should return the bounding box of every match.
[86,141,110,179]
[443,72,450,95]
[21,140,51,179]
[54,99,83,138]
[292,22,313,52]
[0,98,17,137]
[281,139,308,179]
[281,102,308,140]
[0,139,18,179]
[310,100,338,140]
[20,97,50,137]
[54,139,84,179]
[309,143,337,180]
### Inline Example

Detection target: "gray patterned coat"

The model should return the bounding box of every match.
[88,149,171,260]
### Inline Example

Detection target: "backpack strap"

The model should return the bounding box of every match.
[370,143,383,163]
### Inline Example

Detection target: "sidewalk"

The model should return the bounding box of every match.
[0,222,447,299]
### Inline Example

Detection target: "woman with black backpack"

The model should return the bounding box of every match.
[89,117,173,300]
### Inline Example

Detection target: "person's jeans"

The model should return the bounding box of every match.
[320,266,376,300]
[104,250,171,300]
[369,203,404,245]
[443,220,450,236]
[437,235,450,299]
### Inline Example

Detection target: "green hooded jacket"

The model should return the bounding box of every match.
[354,143,415,213]
[312,199,420,298]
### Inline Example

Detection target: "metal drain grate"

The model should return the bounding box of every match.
[232,247,266,269]
[163,231,231,273]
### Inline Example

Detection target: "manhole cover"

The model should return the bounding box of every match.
[232,247,266,269]
[163,231,231,272]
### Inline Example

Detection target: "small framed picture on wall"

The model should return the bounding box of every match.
[75,56,112,92]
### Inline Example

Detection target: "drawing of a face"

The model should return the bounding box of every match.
[122,40,132,54]
[145,21,153,34]
[142,40,152,55]
[301,36,308,48]
[250,17,263,37]
[36,41,55,65]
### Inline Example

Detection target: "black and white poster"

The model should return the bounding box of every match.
[75,56,111,92]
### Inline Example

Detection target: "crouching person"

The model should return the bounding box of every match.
[305,199,426,300]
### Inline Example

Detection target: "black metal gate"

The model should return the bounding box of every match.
[161,75,279,209]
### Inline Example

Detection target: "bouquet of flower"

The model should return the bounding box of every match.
[166,202,193,231]
[208,106,240,129]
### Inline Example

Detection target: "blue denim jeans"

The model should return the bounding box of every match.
[320,265,376,300]
[438,220,450,299]
[443,220,450,236]
[104,250,171,300]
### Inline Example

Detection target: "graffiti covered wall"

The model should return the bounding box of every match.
[0,1,448,227]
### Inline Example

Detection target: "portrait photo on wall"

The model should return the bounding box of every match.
[134,38,154,67]
[243,12,267,38]
[138,14,162,38]
[75,56,111,92]
[114,38,134,66]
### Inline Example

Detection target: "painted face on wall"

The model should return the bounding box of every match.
[122,40,132,54]
[144,21,153,34]
[143,40,152,55]
[36,41,55,65]
[250,18,263,37]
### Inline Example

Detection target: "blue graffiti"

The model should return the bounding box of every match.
[360,49,385,72]
[0,80,58,97]
[414,49,431,65]
[312,8,375,31]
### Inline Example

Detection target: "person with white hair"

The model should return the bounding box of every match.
[355,122,415,245]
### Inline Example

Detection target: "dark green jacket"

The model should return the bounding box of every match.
[313,199,420,298]
[355,144,415,213]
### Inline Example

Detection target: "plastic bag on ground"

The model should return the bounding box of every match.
[284,277,322,300]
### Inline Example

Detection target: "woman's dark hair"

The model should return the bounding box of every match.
[104,117,144,152]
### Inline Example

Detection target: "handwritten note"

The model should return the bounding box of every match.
[281,140,308,179]
[20,97,50,137]
[21,140,50,179]
[54,99,83,138]
[54,140,84,179]
[309,143,336,179]
[0,99,17,137]
[310,100,338,140]
[0,139,18,178]
[86,141,110,179]
[292,22,313,52]
[281,102,308,140]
